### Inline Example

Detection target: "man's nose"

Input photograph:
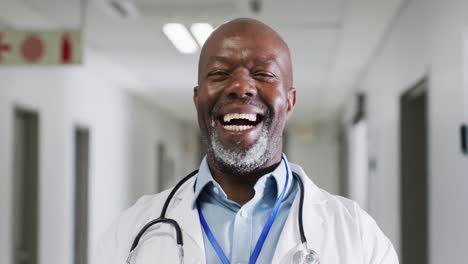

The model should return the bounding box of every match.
[226,75,257,99]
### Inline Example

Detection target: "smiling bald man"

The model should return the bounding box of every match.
[94,18,398,264]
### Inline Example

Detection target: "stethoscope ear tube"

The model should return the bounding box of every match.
[293,172,320,264]
[129,169,199,252]
[130,218,184,251]
[293,172,307,244]
[160,170,199,219]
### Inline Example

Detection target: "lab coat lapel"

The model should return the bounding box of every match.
[166,176,206,262]
[272,164,327,264]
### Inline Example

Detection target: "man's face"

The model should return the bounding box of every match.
[194,25,295,173]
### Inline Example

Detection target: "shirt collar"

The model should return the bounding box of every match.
[192,154,293,208]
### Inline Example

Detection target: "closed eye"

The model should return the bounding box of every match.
[253,71,277,81]
[207,70,230,77]
[207,70,230,82]
[255,72,274,77]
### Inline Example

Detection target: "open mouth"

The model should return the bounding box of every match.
[217,113,264,132]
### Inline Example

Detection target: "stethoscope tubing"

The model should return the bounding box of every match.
[296,168,306,244]
[128,162,311,263]
[129,169,198,252]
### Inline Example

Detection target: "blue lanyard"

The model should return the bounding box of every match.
[197,156,290,264]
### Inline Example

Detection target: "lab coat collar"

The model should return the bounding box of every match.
[272,163,328,264]
[166,176,206,261]
[289,163,327,205]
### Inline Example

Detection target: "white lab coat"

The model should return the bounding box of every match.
[93,163,398,264]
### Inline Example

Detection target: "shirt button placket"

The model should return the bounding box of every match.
[231,207,252,263]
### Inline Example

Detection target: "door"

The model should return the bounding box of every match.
[74,127,90,264]
[400,79,428,264]
[13,109,39,264]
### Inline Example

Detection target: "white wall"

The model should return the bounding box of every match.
[126,95,200,202]
[0,52,198,264]
[287,122,340,195]
[347,121,369,210]
[345,0,468,262]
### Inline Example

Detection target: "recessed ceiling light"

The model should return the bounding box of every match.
[162,23,198,54]
[190,23,214,47]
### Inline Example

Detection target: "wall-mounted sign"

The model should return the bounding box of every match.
[0,30,82,65]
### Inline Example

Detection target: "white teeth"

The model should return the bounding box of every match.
[223,125,253,131]
[223,113,257,123]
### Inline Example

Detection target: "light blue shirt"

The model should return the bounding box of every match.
[193,155,298,264]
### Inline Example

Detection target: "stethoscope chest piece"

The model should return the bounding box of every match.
[293,247,320,264]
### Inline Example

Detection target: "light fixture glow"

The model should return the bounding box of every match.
[163,23,198,54]
[190,23,214,47]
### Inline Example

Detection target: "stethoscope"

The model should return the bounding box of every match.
[127,156,320,264]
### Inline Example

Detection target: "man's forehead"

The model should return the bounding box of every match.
[201,35,288,67]
[197,18,293,83]
[204,30,286,55]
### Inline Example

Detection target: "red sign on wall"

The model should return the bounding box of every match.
[0,30,82,65]
[0,34,12,62]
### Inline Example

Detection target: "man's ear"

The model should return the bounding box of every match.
[287,87,296,116]
[193,86,199,110]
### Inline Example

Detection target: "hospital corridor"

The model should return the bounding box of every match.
[0,0,468,263]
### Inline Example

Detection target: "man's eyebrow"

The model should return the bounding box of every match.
[207,56,278,64]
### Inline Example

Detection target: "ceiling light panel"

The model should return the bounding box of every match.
[162,23,198,54]
[190,23,214,47]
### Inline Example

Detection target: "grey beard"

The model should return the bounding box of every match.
[207,119,278,174]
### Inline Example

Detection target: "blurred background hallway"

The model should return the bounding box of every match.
[1,0,467,263]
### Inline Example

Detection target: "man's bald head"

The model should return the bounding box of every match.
[198,18,293,87]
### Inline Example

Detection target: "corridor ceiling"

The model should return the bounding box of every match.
[0,0,405,123]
